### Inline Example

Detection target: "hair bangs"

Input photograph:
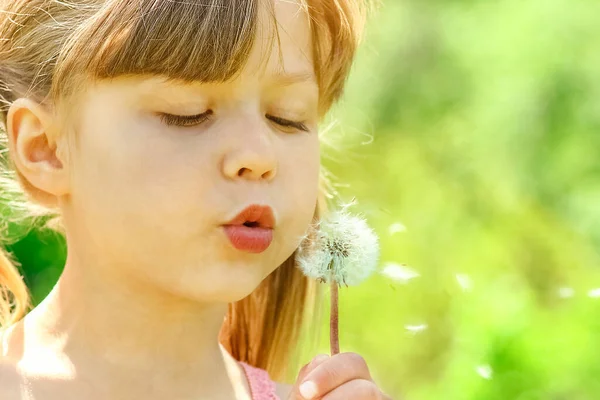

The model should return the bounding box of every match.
[54,0,260,99]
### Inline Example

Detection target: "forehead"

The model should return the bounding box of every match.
[244,0,315,83]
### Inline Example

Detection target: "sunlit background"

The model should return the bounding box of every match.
[3,0,600,399]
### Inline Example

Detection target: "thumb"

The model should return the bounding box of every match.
[288,354,330,399]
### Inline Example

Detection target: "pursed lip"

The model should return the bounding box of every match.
[223,204,275,229]
[222,204,275,254]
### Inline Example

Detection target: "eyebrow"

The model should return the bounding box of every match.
[270,71,317,87]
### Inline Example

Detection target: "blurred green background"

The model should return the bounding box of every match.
[3,0,600,399]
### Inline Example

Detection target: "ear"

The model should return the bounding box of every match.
[6,98,70,204]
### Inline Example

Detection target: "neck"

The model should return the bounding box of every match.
[15,250,247,399]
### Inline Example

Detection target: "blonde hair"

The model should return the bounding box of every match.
[0,0,368,381]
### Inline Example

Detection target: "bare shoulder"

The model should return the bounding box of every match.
[275,381,293,399]
[0,361,22,400]
[0,330,23,399]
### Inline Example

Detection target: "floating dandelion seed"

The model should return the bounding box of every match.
[404,323,428,335]
[475,364,493,380]
[388,222,407,235]
[456,274,473,292]
[558,287,575,298]
[588,288,600,298]
[297,209,379,355]
[381,262,420,283]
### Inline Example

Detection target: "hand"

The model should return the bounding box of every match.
[288,352,393,400]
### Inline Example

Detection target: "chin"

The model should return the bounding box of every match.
[162,263,272,304]
[220,262,276,302]
[198,282,264,303]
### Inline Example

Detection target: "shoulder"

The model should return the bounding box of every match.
[0,361,21,400]
[0,327,24,399]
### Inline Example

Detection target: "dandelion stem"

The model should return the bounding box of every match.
[330,277,340,355]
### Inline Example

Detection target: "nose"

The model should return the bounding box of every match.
[222,132,278,182]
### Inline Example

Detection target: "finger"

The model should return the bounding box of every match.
[299,352,372,400]
[298,354,330,380]
[290,354,330,399]
[321,379,383,400]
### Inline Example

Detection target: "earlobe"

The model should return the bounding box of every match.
[6,98,70,202]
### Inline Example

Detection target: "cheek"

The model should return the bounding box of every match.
[278,135,321,233]
[282,134,320,189]
[70,116,215,237]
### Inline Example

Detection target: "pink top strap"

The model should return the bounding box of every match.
[238,361,280,400]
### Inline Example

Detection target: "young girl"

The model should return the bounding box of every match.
[0,0,391,399]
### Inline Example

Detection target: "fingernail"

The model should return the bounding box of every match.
[299,381,318,399]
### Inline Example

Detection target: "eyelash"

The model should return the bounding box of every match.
[266,115,309,132]
[159,111,213,127]
[159,111,308,132]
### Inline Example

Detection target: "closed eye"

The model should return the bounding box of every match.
[266,114,309,132]
[159,110,213,127]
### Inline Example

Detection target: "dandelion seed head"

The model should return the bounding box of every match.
[297,209,379,286]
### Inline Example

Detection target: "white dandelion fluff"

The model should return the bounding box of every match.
[456,274,473,292]
[588,288,600,298]
[381,262,420,283]
[405,323,428,335]
[296,208,380,355]
[388,222,407,235]
[475,364,493,380]
[558,287,575,298]
[297,210,380,287]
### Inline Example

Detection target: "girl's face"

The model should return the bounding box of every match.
[61,1,320,302]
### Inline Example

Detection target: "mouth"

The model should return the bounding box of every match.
[224,204,275,229]
[222,205,275,253]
